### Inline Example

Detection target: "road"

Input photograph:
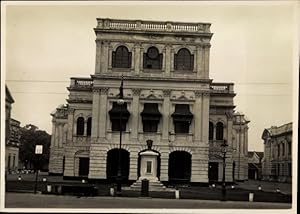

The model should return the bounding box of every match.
[5,192,292,210]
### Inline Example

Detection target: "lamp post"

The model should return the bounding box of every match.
[221,140,228,201]
[116,75,124,195]
[237,113,242,181]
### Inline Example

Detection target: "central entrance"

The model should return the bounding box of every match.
[168,151,191,183]
[106,148,130,182]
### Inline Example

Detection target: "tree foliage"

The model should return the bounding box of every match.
[19,124,51,170]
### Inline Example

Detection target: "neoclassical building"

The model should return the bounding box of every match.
[261,122,292,183]
[49,18,249,185]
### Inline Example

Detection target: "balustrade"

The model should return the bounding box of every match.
[96,18,211,33]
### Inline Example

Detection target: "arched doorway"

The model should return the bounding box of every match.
[168,151,191,183]
[106,148,130,182]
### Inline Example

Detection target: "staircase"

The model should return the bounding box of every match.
[128,180,175,192]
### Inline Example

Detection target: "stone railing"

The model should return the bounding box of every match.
[210,83,234,94]
[70,78,93,89]
[96,18,211,33]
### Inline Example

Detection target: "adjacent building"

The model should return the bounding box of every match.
[248,151,263,180]
[49,18,250,184]
[5,86,21,173]
[261,122,292,183]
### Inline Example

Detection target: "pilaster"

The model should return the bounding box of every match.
[91,87,101,138]
[194,91,202,142]
[99,87,108,138]
[162,90,171,141]
[95,40,102,74]
[131,89,141,140]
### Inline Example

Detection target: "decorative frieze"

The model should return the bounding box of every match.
[195,91,202,98]
[100,87,109,95]
[132,88,141,96]
[162,89,171,97]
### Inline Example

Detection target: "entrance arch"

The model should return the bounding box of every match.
[168,151,191,183]
[106,149,130,182]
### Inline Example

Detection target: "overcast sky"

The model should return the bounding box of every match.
[2,1,298,151]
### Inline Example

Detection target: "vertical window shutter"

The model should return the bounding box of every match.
[159,54,163,69]
[112,52,116,67]
[191,55,194,70]
[128,52,132,68]
[174,54,177,70]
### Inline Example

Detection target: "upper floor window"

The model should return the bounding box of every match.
[171,104,193,134]
[141,103,162,132]
[277,144,280,157]
[174,48,194,71]
[209,122,214,140]
[76,117,84,136]
[109,102,130,131]
[112,46,132,68]
[87,117,92,136]
[288,141,291,155]
[143,47,163,70]
[216,122,224,140]
[282,143,285,156]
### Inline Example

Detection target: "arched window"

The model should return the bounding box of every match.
[143,46,163,69]
[76,117,84,136]
[216,122,224,140]
[87,117,92,136]
[209,122,214,140]
[112,46,132,68]
[174,48,194,71]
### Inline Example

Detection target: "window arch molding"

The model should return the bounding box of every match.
[112,43,133,52]
[142,44,164,54]
[112,45,132,69]
[174,47,195,71]
[215,121,224,141]
[174,46,195,55]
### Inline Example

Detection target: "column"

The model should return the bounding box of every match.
[66,108,74,142]
[91,88,101,138]
[194,91,202,142]
[203,44,211,79]
[140,47,144,72]
[95,40,102,74]
[134,44,141,74]
[170,47,175,72]
[201,93,210,143]
[108,45,113,72]
[162,47,166,72]
[99,88,108,138]
[131,89,140,140]
[101,41,109,73]
[50,120,56,148]
[165,44,171,76]
[196,46,203,78]
[162,90,171,141]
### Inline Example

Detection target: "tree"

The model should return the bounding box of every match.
[19,124,51,171]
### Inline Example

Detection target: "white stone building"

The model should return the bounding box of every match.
[49,18,249,184]
[261,122,292,183]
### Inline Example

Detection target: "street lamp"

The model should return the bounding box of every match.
[221,140,228,201]
[116,75,124,196]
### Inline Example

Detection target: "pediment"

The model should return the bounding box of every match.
[146,94,159,100]
[177,95,189,101]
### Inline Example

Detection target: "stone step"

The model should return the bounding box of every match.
[129,180,173,192]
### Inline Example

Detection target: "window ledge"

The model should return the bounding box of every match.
[107,130,131,134]
[173,70,195,73]
[143,69,164,73]
[112,68,132,72]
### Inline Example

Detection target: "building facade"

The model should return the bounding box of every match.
[247,151,263,180]
[5,86,21,173]
[261,122,292,183]
[49,18,249,184]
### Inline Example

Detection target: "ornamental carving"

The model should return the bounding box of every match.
[163,89,171,97]
[195,91,202,98]
[100,87,109,95]
[93,87,101,93]
[132,88,141,96]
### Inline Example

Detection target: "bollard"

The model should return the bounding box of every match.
[18,176,22,181]
[110,187,115,196]
[47,185,52,193]
[42,178,47,182]
[258,185,262,191]
[141,179,149,197]
[212,184,216,188]
[249,192,254,202]
[231,185,235,189]
[175,189,180,199]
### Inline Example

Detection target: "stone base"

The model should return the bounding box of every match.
[128,180,175,192]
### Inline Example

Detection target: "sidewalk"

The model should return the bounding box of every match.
[5,192,293,210]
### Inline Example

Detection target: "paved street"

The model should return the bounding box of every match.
[5,192,292,210]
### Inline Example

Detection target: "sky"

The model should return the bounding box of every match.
[2,1,299,152]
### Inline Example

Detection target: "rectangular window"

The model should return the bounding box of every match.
[111,120,126,131]
[143,121,158,132]
[174,121,190,134]
[13,155,16,168]
[8,155,11,169]
[146,161,152,173]
[277,144,280,157]
[282,144,285,156]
